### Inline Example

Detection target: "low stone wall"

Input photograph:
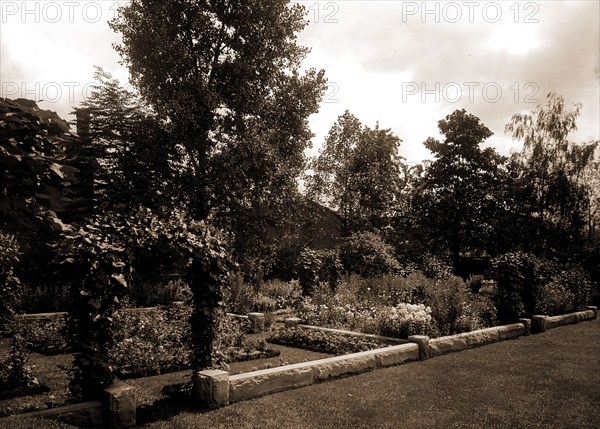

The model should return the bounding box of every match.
[532,307,596,333]
[427,323,526,358]
[1,384,135,428]
[197,343,419,406]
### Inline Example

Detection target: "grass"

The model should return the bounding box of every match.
[3,318,599,428]
[139,318,600,429]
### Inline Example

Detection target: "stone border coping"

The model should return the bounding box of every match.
[427,323,526,358]
[1,384,136,428]
[531,307,596,333]
[195,342,419,406]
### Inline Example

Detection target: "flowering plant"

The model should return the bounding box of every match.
[378,303,433,339]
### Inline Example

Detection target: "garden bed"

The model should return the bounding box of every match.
[268,328,391,355]
[0,333,330,418]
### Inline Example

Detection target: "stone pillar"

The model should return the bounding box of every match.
[408,335,430,360]
[587,306,598,320]
[195,369,230,409]
[518,318,531,336]
[248,312,266,333]
[284,317,302,328]
[531,315,547,333]
[103,384,136,428]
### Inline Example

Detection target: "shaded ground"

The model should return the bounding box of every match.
[2,318,599,428]
[0,331,330,418]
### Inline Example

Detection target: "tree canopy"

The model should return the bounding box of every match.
[110,0,326,219]
[307,111,404,236]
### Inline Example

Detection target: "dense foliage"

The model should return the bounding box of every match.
[1,0,598,406]
[268,328,388,355]
[0,336,46,400]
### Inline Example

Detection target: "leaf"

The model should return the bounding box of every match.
[111,273,128,288]
[49,162,64,178]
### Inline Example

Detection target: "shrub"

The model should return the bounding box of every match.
[297,248,341,293]
[423,276,469,336]
[224,273,256,314]
[420,254,453,279]
[18,317,69,355]
[0,335,46,399]
[298,273,497,338]
[111,304,195,378]
[535,265,592,315]
[16,283,71,314]
[128,278,183,307]
[489,252,553,323]
[535,281,575,316]
[338,231,401,278]
[258,279,303,312]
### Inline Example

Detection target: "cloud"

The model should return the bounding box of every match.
[1,0,597,162]
[299,1,599,161]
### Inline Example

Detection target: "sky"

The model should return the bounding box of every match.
[1,0,599,164]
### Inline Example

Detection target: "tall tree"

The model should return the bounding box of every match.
[306,111,362,235]
[415,109,504,271]
[506,92,598,251]
[306,111,404,236]
[73,67,178,212]
[110,0,326,219]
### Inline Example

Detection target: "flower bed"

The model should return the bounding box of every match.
[9,305,280,380]
[268,328,389,355]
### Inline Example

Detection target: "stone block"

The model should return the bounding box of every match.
[311,352,376,381]
[229,365,313,403]
[587,306,597,320]
[519,318,531,336]
[498,323,526,340]
[284,317,302,328]
[248,312,266,333]
[195,369,229,408]
[103,384,136,428]
[545,310,595,329]
[374,343,419,367]
[531,315,547,333]
[408,335,430,360]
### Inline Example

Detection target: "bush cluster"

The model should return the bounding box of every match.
[297,248,342,293]
[224,275,303,314]
[0,336,46,399]
[378,303,432,338]
[297,272,497,338]
[338,231,401,278]
[490,252,594,322]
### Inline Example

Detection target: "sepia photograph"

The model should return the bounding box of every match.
[1,1,599,427]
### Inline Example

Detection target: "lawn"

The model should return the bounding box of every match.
[4,318,598,428]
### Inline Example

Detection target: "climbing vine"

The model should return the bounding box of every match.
[54,207,230,400]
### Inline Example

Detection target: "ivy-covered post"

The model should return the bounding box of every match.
[183,223,230,393]
[188,261,223,369]
[56,220,130,401]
